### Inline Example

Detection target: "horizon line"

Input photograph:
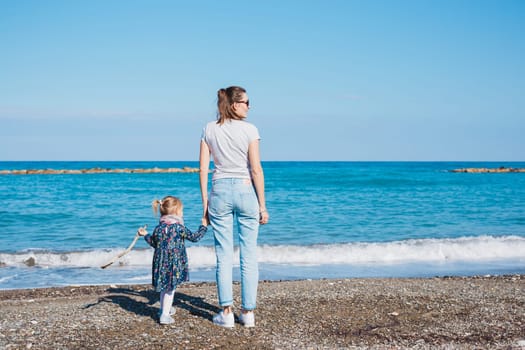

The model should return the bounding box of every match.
[1,160,524,163]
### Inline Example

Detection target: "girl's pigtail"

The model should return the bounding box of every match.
[151,199,161,216]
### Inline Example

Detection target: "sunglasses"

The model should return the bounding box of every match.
[237,100,250,107]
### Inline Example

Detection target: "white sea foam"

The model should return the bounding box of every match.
[0,235,524,268]
[125,275,151,282]
[0,275,17,283]
[258,235,525,265]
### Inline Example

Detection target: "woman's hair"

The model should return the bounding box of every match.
[152,196,182,216]
[217,86,247,124]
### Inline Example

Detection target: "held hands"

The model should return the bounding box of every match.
[201,207,210,226]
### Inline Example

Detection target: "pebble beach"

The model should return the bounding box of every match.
[1,275,524,349]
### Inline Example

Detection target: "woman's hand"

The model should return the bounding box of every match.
[259,209,269,225]
[201,206,210,226]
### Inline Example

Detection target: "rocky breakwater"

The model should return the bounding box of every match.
[451,166,525,173]
[0,167,200,175]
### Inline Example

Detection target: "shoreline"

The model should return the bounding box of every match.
[1,275,524,349]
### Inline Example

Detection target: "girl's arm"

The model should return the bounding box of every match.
[199,140,211,224]
[248,139,269,224]
[143,228,157,247]
[180,225,208,242]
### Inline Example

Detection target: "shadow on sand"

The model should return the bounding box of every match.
[83,286,221,322]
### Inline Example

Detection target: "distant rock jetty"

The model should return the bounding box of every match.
[0,167,200,175]
[451,167,525,173]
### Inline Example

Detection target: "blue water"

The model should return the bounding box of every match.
[1,161,524,289]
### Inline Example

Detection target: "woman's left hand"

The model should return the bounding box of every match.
[259,210,269,225]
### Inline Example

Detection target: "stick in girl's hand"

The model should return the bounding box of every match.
[100,225,147,269]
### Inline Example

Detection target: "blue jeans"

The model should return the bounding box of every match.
[208,178,259,310]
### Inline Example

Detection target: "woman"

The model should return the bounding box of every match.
[199,86,269,328]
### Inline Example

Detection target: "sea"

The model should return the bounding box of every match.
[1,161,524,290]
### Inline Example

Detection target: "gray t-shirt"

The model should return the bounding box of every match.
[201,120,260,180]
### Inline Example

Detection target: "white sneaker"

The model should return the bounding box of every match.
[239,311,255,327]
[159,314,175,325]
[213,311,235,328]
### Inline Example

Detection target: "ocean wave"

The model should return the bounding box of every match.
[0,235,524,268]
[0,275,17,283]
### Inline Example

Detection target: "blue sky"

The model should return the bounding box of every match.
[1,0,524,161]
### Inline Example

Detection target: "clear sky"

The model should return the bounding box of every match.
[1,0,524,161]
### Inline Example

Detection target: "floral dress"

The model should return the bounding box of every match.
[144,215,207,292]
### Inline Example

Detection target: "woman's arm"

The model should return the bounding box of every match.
[248,139,269,224]
[199,140,211,223]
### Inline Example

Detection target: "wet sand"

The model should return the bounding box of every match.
[1,275,524,349]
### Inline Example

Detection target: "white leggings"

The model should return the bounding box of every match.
[160,289,175,316]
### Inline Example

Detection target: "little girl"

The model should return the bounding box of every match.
[138,195,208,325]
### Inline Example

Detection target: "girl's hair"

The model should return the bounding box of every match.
[217,86,247,125]
[152,196,182,216]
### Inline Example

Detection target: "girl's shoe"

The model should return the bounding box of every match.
[159,314,175,325]
[239,311,255,327]
[213,311,234,328]
[158,306,175,318]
